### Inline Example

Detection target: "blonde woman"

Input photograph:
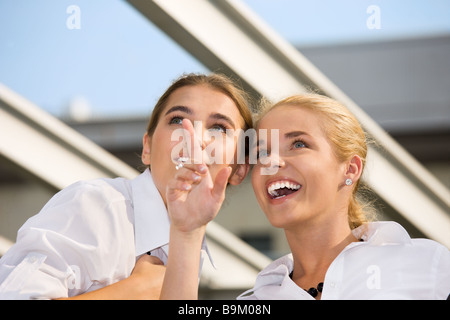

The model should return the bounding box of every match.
[237,94,450,300]
[0,73,252,299]
[161,93,449,300]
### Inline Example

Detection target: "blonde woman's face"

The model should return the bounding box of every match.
[142,85,247,205]
[251,105,349,230]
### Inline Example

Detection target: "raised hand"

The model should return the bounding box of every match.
[166,119,231,234]
[161,119,232,299]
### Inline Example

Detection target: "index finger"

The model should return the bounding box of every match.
[182,119,203,165]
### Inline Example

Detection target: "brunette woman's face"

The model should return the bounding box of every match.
[251,105,350,230]
[142,84,248,205]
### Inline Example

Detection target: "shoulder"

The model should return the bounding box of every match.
[347,221,450,299]
[39,177,132,218]
[48,177,131,207]
[360,221,447,250]
[410,238,450,273]
[13,176,136,266]
[19,176,134,235]
[353,221,448,261]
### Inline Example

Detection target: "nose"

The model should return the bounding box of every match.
[260,153,285,175]
[270,153,285,169]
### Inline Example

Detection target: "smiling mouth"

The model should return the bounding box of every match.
[267,180,302,200]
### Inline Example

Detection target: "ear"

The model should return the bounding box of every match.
[141,133,152,166]
[228,163,250,186]
[345,155,363,183]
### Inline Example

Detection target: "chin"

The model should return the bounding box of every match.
[263,208,295,229]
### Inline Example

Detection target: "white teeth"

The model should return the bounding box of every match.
[267,180,301,197]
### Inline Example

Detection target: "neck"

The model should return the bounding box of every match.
[285,216,357,282]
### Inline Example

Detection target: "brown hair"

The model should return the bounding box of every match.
[146,73,253,137]
[257,93,375,229]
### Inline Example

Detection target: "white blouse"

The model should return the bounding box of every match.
[0,169,211,299]
[238,221,450,300]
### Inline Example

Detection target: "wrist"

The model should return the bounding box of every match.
[162,225,205,300]
[170,224,206,242]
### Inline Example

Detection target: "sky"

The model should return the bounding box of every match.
[0,0,449,120]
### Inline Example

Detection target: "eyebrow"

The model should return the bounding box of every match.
[164,105,192,116]
[210,113,236,128]
[165,105,237,128]
[254,131,311,149]
[284,131,309,139]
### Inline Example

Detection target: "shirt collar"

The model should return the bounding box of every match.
[241,221,413,299]
[246,254,311,300]
[131,169,170,257]
[352,221,413,245]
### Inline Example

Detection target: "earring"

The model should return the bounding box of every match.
[345,178,353,186]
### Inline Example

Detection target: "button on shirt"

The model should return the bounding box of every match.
[0,169,211,299]
[237,221,450,300]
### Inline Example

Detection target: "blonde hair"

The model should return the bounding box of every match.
[257,93,375,229]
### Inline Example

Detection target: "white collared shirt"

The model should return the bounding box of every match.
[238,221,450,300]
[0,169,211,299]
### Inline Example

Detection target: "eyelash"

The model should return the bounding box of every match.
[168,115,229,133]
[291,139,308,149]
[169,116,183,125]
[255,138,308,158]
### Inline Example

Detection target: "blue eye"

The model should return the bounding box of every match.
[169,116,183,125]
[209,124,227,133]
[293,140,306,149]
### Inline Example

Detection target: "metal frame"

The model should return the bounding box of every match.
[0,83,138,190]
[128,0,450,247]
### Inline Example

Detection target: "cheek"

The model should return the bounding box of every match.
[251,168,264,197]
[155,126,183,154]
[149,130,181,175]
[304,158,341,193]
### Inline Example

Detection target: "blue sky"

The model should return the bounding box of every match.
[0,0,449,119]
[245,0,450,44]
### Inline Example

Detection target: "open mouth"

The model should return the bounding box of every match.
[267,180,302,200]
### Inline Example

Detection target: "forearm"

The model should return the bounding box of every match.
[57,257,165,300]
[57,276,155,300]
[160,225,206,300]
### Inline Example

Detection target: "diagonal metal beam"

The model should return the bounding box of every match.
[127,0,450,247]
[0,84,138,191]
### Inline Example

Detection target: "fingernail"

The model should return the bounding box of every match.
[199,165,207,173]
[193,174,201,181]
[184,184,192,191]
